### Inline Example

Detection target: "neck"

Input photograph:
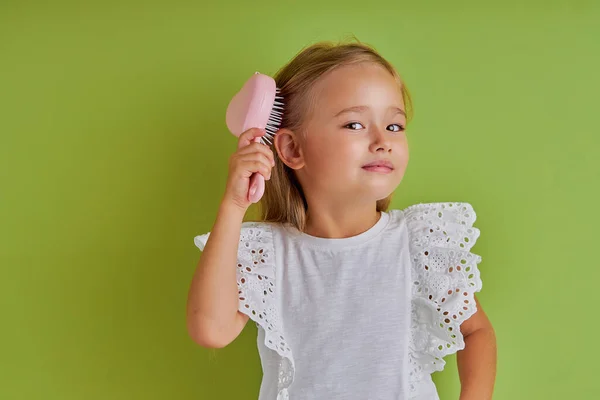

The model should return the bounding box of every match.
[303,201,381,239]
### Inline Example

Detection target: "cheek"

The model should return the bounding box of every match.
[394,135,409,158]
[395,143,410,174]
[320,138,362,168]
[303,128,372,174]
[304,129,347,163]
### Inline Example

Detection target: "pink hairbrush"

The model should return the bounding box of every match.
[225,72,284,203]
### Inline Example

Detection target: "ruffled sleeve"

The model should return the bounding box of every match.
[193,222,295,400]
[403,202,483,393]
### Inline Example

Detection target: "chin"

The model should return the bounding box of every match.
[361,185,397,201]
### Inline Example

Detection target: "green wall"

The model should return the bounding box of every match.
[2,1,598,399]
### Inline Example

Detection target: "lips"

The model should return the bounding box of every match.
[362,160,394,170]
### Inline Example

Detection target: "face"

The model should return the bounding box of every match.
[284,62,409,206]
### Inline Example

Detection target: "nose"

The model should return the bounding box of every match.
[369,128,392,153]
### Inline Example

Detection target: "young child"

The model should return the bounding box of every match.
[187,41,497,400]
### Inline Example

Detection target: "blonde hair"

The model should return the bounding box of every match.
[258,38,413,232]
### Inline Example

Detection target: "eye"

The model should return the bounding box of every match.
[344,122,365,130]
[387,124,405,132]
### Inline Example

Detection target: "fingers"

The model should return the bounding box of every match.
[229,147,274,181]
[225,128,276,209]
[236,141,275,166]
[240,159,272,181]
[238,127,267,148]
[230,127,276,183]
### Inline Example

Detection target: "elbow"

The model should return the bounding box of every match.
[186,316,234,349]
[189,332,230,349]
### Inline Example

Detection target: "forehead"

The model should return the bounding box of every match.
[310,62,405,113]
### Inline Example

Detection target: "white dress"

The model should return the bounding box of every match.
[194,202,483,400]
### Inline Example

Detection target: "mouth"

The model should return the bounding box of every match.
[362,160,394,173]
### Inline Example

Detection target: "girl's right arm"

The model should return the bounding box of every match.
[186,128,275,349]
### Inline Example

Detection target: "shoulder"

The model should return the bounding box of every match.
[193,220,280,252]
[398,202,482,286]
[391,202,479,245]
[193,219,280,283]
[405,201,484,378]
[398,201,477,224]
[239,220,277,242]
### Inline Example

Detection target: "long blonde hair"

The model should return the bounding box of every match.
[258,39,413,232]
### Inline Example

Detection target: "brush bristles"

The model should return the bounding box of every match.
[260,88,284,146]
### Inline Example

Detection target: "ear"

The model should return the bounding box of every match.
[273,128,305,170]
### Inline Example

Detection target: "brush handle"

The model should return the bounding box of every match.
[248,136,266,203]
[227,72,277,204]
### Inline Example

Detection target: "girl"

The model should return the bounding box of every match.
[187,40,497,400]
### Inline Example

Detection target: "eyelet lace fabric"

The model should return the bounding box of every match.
[194,202,483,399]
[194,223,295,400]
[403,202,483,397]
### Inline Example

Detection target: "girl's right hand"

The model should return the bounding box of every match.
[223,127,276,211]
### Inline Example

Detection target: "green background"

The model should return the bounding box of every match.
[1,1,598,399]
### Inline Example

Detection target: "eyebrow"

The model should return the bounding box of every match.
[333,105,406,118]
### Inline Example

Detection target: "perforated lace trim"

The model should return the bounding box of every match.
[403,202,483,397]
[196,203,483,399]
[194,223,294,398]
